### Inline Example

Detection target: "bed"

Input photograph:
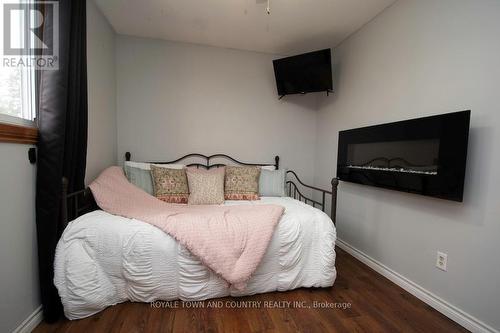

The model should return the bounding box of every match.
[55,153,339,319]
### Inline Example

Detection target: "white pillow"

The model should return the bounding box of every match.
[124,161,184,170]
[152,163,185,169]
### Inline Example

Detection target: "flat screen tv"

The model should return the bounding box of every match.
[337,111,470,201]
[273,49,333,97]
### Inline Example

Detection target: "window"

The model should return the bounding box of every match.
[0,66,36,124]
[0,0,37,127]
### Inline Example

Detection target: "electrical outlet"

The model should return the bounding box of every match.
[436,251,448,271]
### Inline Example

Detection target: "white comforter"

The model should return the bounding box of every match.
[54,197,337,319]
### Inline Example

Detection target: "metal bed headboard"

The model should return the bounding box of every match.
[125,151,280,170]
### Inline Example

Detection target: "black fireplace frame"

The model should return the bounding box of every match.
[337,110,470,202]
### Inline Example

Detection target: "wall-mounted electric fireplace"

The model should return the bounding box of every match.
[337,111,470,201]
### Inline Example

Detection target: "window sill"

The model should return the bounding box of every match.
[0,122,38,144]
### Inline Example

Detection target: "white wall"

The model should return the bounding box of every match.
[314,0,500,330]
[0,143,39,332]
[116,36,319,182]
[86,0,117,184]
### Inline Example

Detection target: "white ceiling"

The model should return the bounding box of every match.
[95,0,396,55]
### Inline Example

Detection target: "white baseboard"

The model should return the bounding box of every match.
[12,305,43,333]
[336,238,498,333]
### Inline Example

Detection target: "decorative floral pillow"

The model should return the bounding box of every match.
[186,167,225,205]
[150,165,189,204]
[224,166,261,200]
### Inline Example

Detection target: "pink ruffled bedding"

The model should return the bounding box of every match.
[89,166,284,289]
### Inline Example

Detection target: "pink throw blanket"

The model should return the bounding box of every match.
[89,167,284,290]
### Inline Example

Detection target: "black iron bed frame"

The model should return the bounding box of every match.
[62,152,339,226]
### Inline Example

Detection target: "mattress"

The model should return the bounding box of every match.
[54,197,337,319]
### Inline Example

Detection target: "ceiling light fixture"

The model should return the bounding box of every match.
[266,0,270,14]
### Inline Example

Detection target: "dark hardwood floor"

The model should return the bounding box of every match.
[34,247,468,332]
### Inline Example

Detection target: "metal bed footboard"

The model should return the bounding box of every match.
[286,170,339,225]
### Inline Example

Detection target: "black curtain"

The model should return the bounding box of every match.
[36,0,87,322]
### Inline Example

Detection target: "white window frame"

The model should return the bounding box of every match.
[0,0,37,128]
